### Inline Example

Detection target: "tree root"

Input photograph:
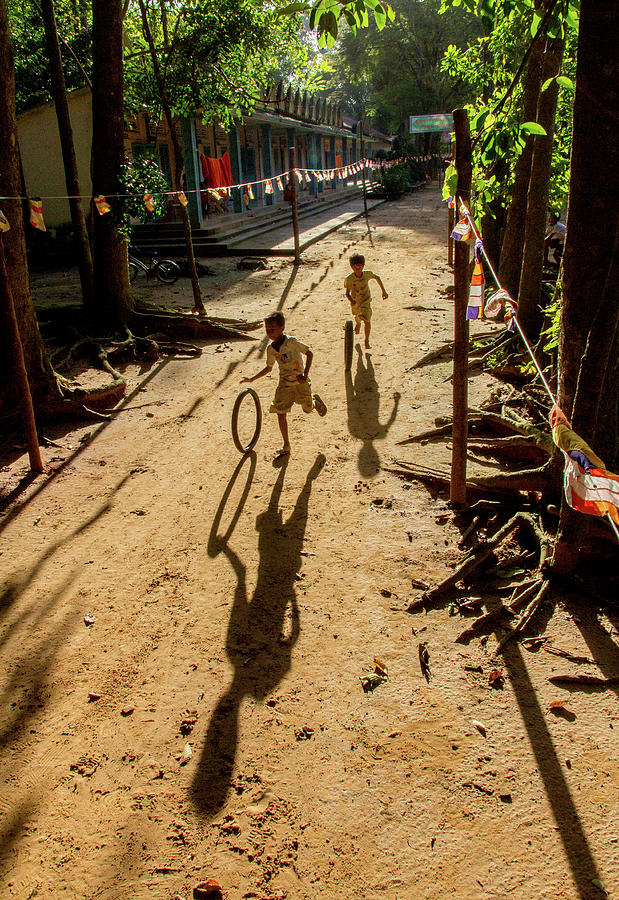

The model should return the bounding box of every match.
[388,458,551,496]
[494,579,551,655]
[417,512,545,607]
[131,304,260,340]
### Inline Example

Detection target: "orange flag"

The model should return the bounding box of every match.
[29,199,46,231]
[94,195,111,215]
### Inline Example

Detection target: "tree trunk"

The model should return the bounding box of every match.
[91,0,133,332]
[137,0,204,315]
[0,0,56,409]
[498,32,545,297]
[516,33,564,341]
[40,0,94,313]
[553,0,619,573]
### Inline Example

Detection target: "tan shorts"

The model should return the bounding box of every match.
[270,379,313,414]
[351,301,372,323]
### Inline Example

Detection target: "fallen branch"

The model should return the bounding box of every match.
[548,674,619,687]
[542,646,596,665]
[494,579,551,654]
[413,512,544,608]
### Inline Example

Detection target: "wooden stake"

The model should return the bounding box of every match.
[450,108,472,506]
[448,206,454,267]
[289,145,300,263]
[0,234,44,473]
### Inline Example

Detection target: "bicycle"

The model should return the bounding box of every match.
[128,246,180,285]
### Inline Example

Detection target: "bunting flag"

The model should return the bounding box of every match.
[94,194,111,215]
[296,170,303,184]
[451,218,471,242]
[246,184,254,200]
[177,191,188,207]
[144,192,156,212]
[0,209,10,232]
[316,171,324,182]
[303,171,312,184]
[484,287,517,330]
[550,409,619,525]
[264,179,274,195]
[467,250,485,320]
[29,199,46,231]
[275,177,284,191]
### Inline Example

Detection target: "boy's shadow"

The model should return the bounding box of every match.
[345,345,400,477]
[191,452,326,816]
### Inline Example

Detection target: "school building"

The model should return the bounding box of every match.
[17,83,392,231]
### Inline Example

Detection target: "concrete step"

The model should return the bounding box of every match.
[130,187,364,256]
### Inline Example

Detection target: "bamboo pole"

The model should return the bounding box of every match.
[0,234,43,473]
[289,145,300,263]
[450,108,472,506]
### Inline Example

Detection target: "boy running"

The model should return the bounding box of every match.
[344,253,388,349]
[241,312,327,457]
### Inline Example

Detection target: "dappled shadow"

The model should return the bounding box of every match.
[0,357,171,535]
[213,262,300,390]
[0,473,134,860]
[346,345,400,477]
[191,452,325,816]
[500,640,605,898]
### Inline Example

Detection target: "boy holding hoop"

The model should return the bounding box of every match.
[242,312,327,457]
[344,253,388,349]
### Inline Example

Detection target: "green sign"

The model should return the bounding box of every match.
[409,114,453,134]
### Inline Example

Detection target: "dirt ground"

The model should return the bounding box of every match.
[0,187,617,900]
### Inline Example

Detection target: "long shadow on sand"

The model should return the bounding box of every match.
[345,344,400,478]
[191,452,325,816]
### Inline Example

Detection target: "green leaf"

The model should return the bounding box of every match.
[541,77,554,92]
[556,75,574,90]
[373,3,387,30]
[276,2,310,15]
[520,121,547,136]
[442,163,458,200]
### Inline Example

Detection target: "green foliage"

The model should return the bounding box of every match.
[439,0,578,224]
[8,0,92,112]
[117,153,170,240]
[124,0,309,128]
[319,0,481,136]
[278,0,395,49]
[372,162,411,197]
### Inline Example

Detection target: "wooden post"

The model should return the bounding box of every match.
[448,206,454,267]
[360,118,368,218]
[0,235,44,474]
[289,145,300,263]
[450,108,472,506]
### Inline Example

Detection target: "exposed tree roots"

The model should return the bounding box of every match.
[406,510,555,650]
[30,304,260,423]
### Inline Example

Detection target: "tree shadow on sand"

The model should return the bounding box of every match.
[346,344,400,478]
[191,451,326,817]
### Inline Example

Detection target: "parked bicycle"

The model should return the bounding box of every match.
[128,246,181,284]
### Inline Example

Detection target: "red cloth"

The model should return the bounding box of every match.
[204,151,233,189]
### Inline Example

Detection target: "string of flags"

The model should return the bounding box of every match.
[0,158,404,232]
[446,194,619,537]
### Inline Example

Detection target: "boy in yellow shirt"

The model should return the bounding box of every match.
[344,253,388,349]
[241,312,327,457]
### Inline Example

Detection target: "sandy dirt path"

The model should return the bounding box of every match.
[1,187,617,900]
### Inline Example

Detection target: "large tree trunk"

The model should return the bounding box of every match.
[553,0,619,573]
[497,33,545,297]
[516,33,564,341]
[137,0,204,315]
[0,0,56,409]
[91,0,133,332]
[40,0,94,313]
